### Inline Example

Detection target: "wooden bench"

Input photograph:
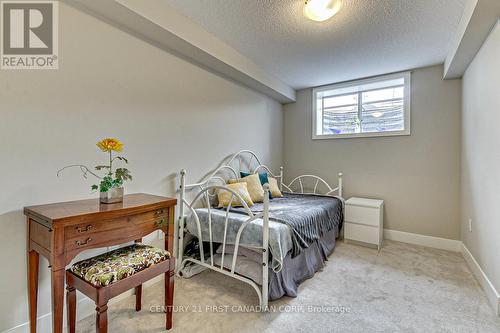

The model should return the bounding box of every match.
[65,243,175,333]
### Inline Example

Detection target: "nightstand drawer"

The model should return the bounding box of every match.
[344,222,379,245]
[345,205,380,227]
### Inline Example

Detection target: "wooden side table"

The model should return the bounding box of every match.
[24,193,176,333]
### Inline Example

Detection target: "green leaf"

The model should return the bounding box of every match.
[115,168,132,182]
[91,184,98,191]
[99,176,114,192]
[112,178,123,187]
[95,165,110,170]
[115,156,128,164]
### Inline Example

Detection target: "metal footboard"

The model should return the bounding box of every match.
[177,169,270,309]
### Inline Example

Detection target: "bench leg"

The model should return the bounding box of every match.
[165,261,175,330]
[96,304,108,333]
[135,285,142,311]
[66,286,76,333]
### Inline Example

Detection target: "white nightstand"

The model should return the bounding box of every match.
[344,197,384,251]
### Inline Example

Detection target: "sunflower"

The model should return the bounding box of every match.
[96,138,124,152]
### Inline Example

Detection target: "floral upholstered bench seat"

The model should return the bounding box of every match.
[71,244,171,287]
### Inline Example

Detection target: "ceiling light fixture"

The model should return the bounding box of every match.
[304,0,342,22]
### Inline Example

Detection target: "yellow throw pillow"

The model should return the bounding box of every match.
[268,177,283,198]
[217,182,254,208]
[228,173,265,203]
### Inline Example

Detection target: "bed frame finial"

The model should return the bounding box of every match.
[279,166,284,191]
[338,172,343,198]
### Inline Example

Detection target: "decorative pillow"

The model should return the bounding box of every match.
[268,177,283,198]
[229,173,265,203]
[240,171,269,186]
[217,182,254,207]
[240,171,272,199]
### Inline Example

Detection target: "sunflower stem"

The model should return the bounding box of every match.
[109,151,113,176]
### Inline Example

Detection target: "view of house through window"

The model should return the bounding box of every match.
[313,72,411,139]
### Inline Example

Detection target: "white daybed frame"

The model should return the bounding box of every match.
[176,150,343,309]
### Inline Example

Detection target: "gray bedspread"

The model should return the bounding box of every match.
[268,227,338,300]
[230,193,343,257]
[185,193,343,271]
[186,208,292,271]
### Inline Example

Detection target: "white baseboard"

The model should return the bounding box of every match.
[461,244,500,316]
[2,275,164,333]
[383,229,462,252]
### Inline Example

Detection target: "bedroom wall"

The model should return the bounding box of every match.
[283,65,462,240]
[0,3,282,332]
[461,20,500,295]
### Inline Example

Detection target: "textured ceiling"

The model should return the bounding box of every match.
[166,0,466,89]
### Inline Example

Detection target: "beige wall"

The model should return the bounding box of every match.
[283,65,462,240]
[461,21,500,293]
[0,3,282,331]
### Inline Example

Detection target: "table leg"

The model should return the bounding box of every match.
[167,206,175,255]
[165,259,175,330]
[28,250,39,333]
[51,269,65,333]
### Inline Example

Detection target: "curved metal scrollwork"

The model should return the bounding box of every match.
[283,173,343,197]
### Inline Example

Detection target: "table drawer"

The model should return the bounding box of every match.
[345,205,380,227]
[67,219,162,251]
[344,222,380,245]
[129,209,168,226]
[65,209,168,240]
[31,221,52,251]
[66,217,124,239]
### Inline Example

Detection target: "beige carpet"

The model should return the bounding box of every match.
[76,241,500,332]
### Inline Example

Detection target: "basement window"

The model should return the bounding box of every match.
[312,72,411,139]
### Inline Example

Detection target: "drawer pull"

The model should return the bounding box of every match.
[75,238,92,246]
[154,209,165,217]
[154,219,166,227]
[76,225,93,233]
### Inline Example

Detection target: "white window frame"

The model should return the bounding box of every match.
[312,71,411,140]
